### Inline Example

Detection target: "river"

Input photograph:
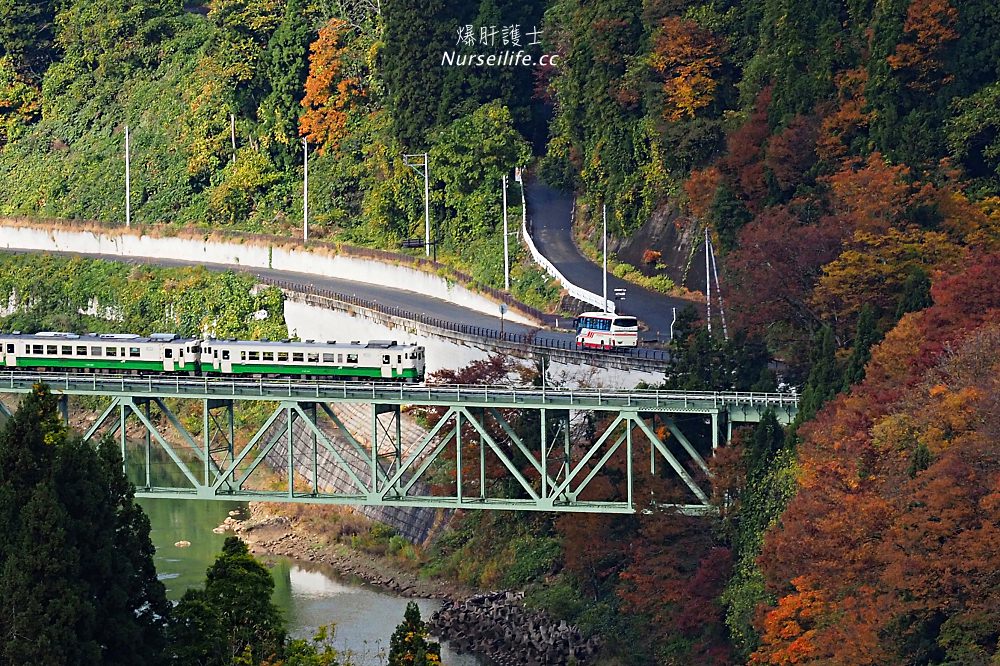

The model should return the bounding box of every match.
[141,498,481,665]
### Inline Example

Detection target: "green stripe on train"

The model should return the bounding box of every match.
[13,358,174,371]
[202,364,419,378]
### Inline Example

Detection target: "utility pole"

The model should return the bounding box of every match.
[404,153,431,259]
[230,114,236,162]
[303,138,309,243]
[502,174,510,290]
[125,124,131,228]
[603,204,608,312]
[705,227,712,335]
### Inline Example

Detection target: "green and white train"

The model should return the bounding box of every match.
[0,332,426,382]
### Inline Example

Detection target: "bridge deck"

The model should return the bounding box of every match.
[0,372,796,423]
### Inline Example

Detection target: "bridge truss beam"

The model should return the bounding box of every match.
[0,374,799,514]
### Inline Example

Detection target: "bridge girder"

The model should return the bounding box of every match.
[0,373,800,514]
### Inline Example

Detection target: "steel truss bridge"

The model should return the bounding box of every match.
[0,373,798,514]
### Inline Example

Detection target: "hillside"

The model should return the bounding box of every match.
[3,0,1000,663]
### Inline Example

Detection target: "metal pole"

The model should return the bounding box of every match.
[705,227,712,335]
[602,204,608,312]
[502,174,510,290]
[303,139,309,243]
[424,152,430,258]
[230,113,236,161]
[670,307,677,341]
[125,124,131,228]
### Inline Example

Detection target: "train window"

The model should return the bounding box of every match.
[240,351,246,361]
[223,350,231,361]
[91,346,102,356]
[248,351,260,361]
[338,354,343,363]
[277,352,288,362]
[307,353,319,363]
[346,354,358,364]
[6,344,13,353]
[382,355,390,364]
[262,352,273,361]
[106,347,117,357]
[129,347,140,358]
[46,345,57,355]
[292,353,304,362]
[397,355,402,363]
[322,353,335,363]
[165,349,173,359]
[76,346,86,355]
[61,345,72,355]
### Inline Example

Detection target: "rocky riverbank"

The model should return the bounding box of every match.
[429,591,602,666]
[225,504,467,601]
[225,504,599,665]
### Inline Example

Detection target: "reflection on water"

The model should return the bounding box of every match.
[142,498,481,666]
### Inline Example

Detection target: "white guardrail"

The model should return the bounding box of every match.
[519,182,615,314]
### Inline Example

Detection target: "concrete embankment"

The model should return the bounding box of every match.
[0,219,540,326]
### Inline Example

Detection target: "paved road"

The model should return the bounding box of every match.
[526,181,697,340]
[3,249,580,346]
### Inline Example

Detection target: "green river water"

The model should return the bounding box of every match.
[140,498,481,666]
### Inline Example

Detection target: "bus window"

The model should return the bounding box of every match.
[613,317,638,328]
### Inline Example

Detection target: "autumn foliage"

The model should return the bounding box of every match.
[299,19,362,153]
[752,256,1000,665]
[650,17,726,122]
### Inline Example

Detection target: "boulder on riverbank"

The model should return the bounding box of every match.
[428,590,600,665]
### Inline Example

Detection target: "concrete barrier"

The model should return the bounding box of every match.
[0,219,540,326]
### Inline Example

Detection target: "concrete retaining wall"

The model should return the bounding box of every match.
[0,221,537,326]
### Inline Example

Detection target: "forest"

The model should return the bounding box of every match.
[2,0,1000,663]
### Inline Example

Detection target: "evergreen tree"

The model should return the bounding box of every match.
[0,0,60,82]
[794,326,842,427]
[0,385,169,664]
[259,0,313,170]
[722,410,796,659]
[168,588,227,666]
[381,0,456,147]
[710,182,753,254]
[896,265,933,318]
[0,482,98,665]
[203,536,285,665]
[842,303,880,389]
[388,601,442,666]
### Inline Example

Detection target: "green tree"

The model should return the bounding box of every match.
[842,303,879,389]
[794,326,842,427]
[258,0,312,169]
[0,385,169,664]
[0,0,60,82]
[709,182,753,253]
[204,536,285,665]
[388,601,442,666]
[722,411,797,659]
[896,265,933,318]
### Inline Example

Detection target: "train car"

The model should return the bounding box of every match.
[0,332,200,373]
[573,311,639,350]
[199,338,425,381]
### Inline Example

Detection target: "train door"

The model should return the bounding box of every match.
[220,348,233,374]
[163,346,176,372]
[381,353,392,379]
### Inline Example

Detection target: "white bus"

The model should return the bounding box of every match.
[574,311,639,350]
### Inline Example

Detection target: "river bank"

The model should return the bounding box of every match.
[227,504,603,666]
[229,503,476,604]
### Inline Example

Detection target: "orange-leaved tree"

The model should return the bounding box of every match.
[299,18,363,153]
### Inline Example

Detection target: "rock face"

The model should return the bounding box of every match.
[428,591,601,666]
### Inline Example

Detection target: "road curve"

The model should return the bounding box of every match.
[525,181,697,340]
